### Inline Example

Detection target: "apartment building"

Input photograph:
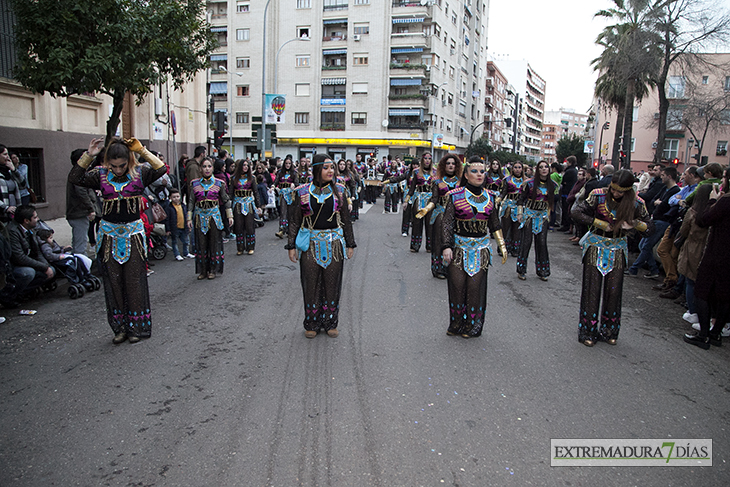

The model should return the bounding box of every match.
[541,108,590,162]
[541,123,558,163]
[207,0,489,161]
[484,60,507,150]
[594,52,730,173]
[0,1,207,220]
[493,59,545,163]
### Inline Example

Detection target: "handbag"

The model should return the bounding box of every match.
[150,202,167,223]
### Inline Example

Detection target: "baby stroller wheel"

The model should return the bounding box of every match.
[151,245,166,260]
[68,285,79,299]
[91,276,102,290]
[82,279,95,292]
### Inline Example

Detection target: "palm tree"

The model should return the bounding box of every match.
[595,0,663,168]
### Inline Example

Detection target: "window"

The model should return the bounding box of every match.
[447,92,453,105]
[722,109,730,124]
[725,76,730,91]
[352,82,368,94]
[353,0,370,4]
[667,107,683,130]
[434,24,441,38]
[237,85,250,97]
[321,110,345,130]
[717,141,728,155]
[452,13,457,24]
[663,139,679,160]
[667,76,686,99]
[449,65,455,78]
[353,54,368,65]
[351,112,367,124]
[446,119,453,132]
[297,26,310,38]
[702,75,709,85]
[631,138,635,153]
[295,83,310,96]
[237,2,250,13]
[297,0,311,8]
[236,28,250,41]
[324,0,348,10]
[236,112,249,124]
[353,23,369,35]
[295,112,309,124]
[237,57,250,69]
[296,55,310,67]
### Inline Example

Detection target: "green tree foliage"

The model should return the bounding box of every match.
[464,136,492,160]
[556,134,588,167]
[10,0,216,142]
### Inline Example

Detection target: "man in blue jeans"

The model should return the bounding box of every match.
[628,166,680,278]
[7,205,55,296]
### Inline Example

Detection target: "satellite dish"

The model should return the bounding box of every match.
[382,120,389,128]
[420,0,428,5]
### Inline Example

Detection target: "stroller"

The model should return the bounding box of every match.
[52,255,101,299]
[35,220,102,299]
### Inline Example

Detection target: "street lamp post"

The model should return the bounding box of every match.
[469,120,487,147]
[597,121,609,166]
[260,0,272,160]
[274,37,311,94]
[220,66,243,157]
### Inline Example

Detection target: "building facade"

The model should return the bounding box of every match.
[484,60,507,150]
[592,53,730,173]
[207,0,490,161]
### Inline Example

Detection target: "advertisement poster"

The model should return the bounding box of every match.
[265,94,286,124]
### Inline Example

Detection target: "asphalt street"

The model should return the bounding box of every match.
[0,201,728,487]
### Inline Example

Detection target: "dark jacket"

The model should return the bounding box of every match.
[6,221,50,272]
[560,166,578,196]
[66,178,98,220]
[652,185,680,222]
[164,202,188,233]
[639,176,665,214]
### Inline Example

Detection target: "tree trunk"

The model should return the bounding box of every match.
[621,79,636,169]
[105,88,126,144]
[654,32,672,163]
[611,104,625,168]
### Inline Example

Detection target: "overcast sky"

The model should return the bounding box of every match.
[488,0,615,114]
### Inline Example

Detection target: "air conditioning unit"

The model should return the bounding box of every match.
[651,141,658,148]
[353,34,361,41]
[154,98,164,116]
[425,65,430,71]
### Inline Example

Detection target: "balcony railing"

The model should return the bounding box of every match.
[322,65,347,70]
[320,124,346,131]
[323,35,347,42]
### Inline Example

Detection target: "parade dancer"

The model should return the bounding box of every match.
[345,159,361,221]
[405,153,436,252]
[274,158,297,239]
[382,160,402,214]
[485,158,504,192]
[572,170,651,346]
[442,157,507,338]
[516,160,556,281]
[287,154,356,339]
[69,137,167,344]
[230,159,261,255]
[188,159,233,280]
[499,161,525,257]
[416,153,462,278]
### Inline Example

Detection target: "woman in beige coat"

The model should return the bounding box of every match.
[676,184,712,324]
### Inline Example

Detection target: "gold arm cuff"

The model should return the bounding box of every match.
[78,152,94,169]
[423,202,435,213]
[493,229,507,252]
[225,208,233,219]
[593,218,609,231]
[187,212,193,221]
[140,148,164,170]
[634,221,648,232]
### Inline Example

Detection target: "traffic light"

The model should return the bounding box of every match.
[672,158,679,165]
[691,154,699,161]
[215,111,227,132]
[213,130,225,148]
[593,160,599,168]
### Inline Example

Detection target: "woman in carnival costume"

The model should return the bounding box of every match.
[336,159,358,214]
[498,161,526,257]
[382,159,402,214]
[69,137,167,344]
[229,159,261,255]
[441,156,507,338]
[516,160,556,281]
[287,154,356,339]
[572,169,651,346]
[485,158,504,192]
[404,153,436,252]
[345,159,361,221]
[274,157,297,239]
[416,153,462,279]
[188,158,233,280]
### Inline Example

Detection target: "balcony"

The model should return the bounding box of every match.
[392,1,431,16]
[324,1,348,11]
[388,94,428,108]
[390,32,430,49]
[320,123,346,131]
[323,35,348,42]
[389,62,429,76]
